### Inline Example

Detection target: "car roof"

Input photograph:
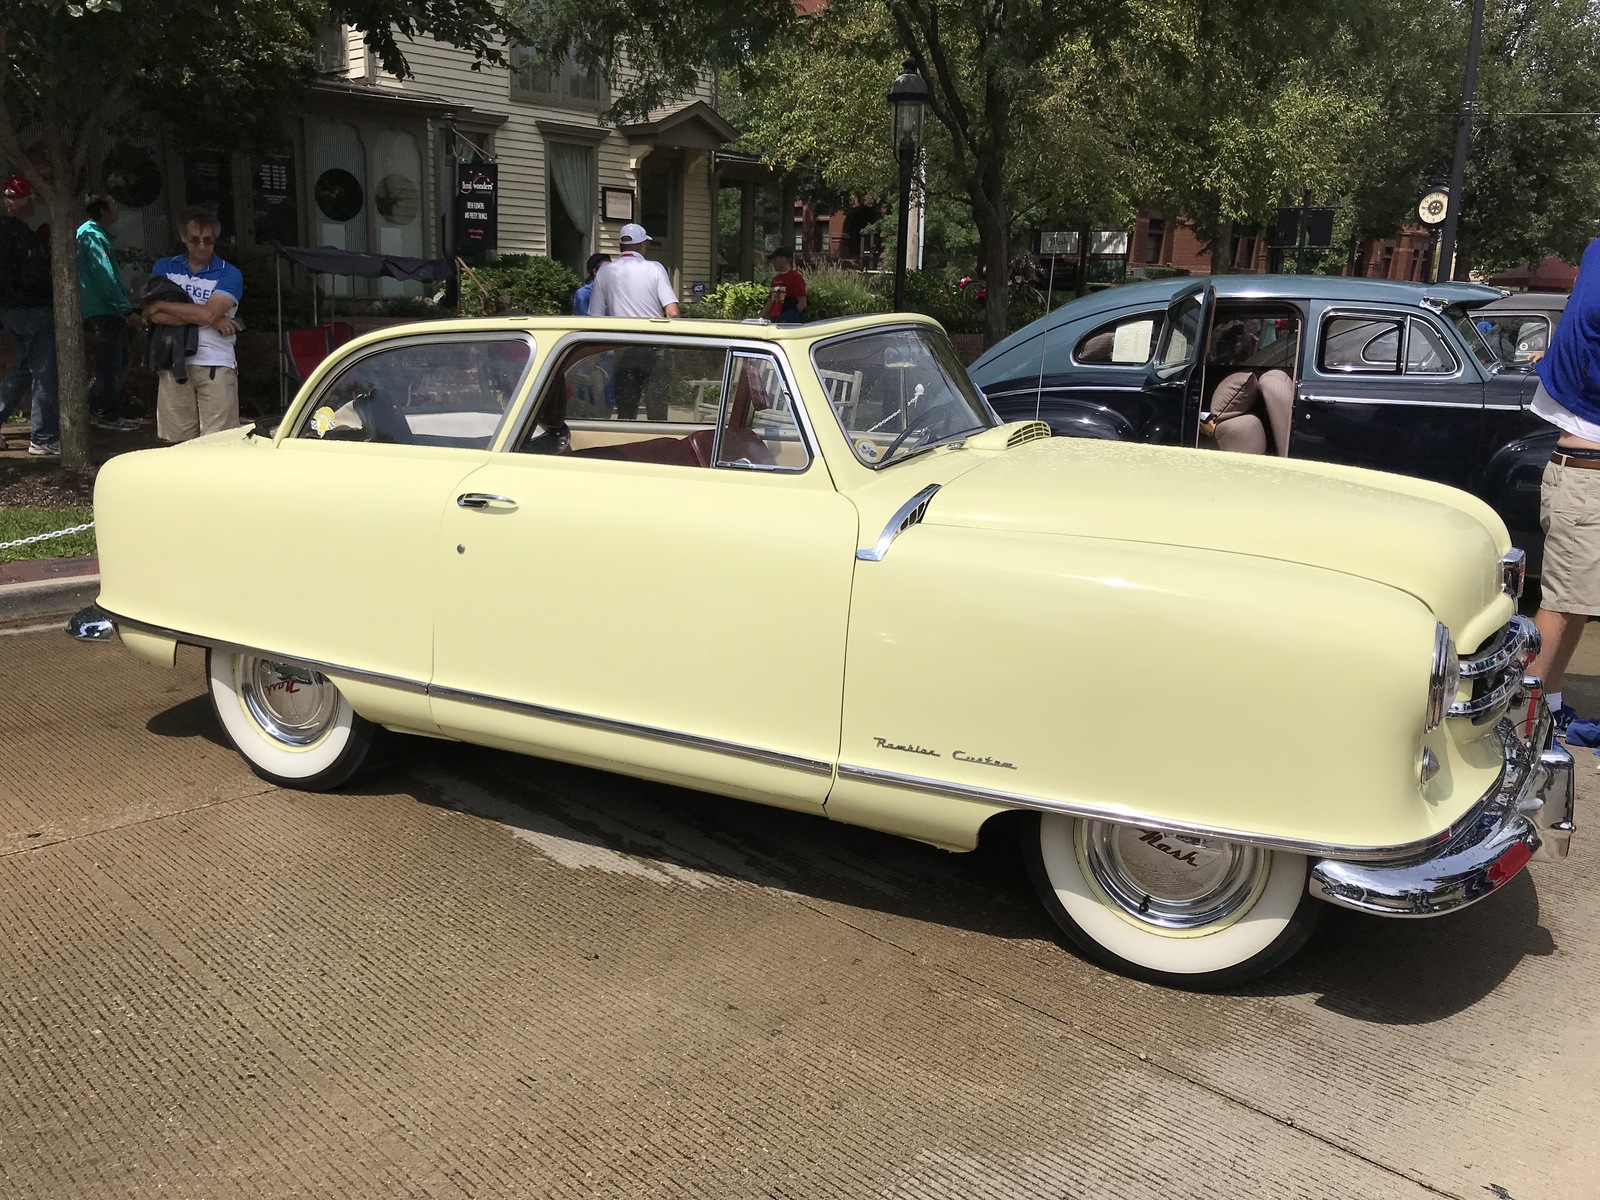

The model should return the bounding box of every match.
[1476,291,1569,313]
[972,274,1505,374]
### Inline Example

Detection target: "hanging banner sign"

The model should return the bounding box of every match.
[454,163,498,265]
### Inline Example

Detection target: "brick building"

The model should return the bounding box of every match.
[1130,211,1438,281]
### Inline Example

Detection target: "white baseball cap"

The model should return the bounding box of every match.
[619,222,650,245]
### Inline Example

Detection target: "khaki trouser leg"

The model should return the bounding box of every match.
[156,372,201,443]
[195,367,240,436]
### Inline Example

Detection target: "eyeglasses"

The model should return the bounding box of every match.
[183,234,216,246]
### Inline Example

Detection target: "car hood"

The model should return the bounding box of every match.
[924,438,1511,645]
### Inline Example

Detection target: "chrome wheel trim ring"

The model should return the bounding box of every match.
[239,658,340,747]
[1079,821,1267,932]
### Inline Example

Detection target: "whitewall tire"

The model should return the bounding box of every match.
[1025,813,1321,988]
[206,649,376,790]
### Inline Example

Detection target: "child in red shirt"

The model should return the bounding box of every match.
[766,248,807,323]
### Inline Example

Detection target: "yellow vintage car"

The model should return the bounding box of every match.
[78,313,1575,987]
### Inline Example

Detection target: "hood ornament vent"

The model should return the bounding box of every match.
[1006,420,1052,448]
[965,420,1052,452]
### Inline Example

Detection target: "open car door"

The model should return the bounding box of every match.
[1146,284,1217,446]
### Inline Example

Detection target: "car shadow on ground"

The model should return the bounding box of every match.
[141,694,1555,1021]
[1244,874,1553,1022]
[145,693,231,749]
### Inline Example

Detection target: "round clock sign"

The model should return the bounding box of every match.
[1417,189,1450,226]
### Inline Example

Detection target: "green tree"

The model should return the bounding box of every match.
[1450,0,1600,276]
[1,0,526,470]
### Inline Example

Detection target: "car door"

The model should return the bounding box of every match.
[429,336,858,812]
[1144,283,1217,447]
[221,331,538,731]
[1292,305,1486,489]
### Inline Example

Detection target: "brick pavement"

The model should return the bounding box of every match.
[2,630,1597,1199]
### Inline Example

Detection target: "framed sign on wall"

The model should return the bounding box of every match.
[601,187,635,222]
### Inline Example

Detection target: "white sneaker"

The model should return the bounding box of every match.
[27,440,61,457]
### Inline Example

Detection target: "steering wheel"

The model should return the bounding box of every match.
[882,401,965,460]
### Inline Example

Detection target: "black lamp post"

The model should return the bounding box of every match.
[887,59,928,311]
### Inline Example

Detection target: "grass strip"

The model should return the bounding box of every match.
[0,506,96,565]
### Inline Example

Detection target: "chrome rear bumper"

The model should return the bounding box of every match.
[1309,704,1574,917]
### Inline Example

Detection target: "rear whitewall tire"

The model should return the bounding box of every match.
[1025,812,1321,988]
[206,649,376,790]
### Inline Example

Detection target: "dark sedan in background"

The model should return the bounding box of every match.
[967,275,1558,567]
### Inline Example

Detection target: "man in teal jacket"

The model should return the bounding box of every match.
[76,194,137,430]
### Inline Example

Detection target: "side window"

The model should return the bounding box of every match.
[1208,310,1302,373]
[1155,295,1202,372]
[716,354,810,471]
[1406,318,1457,375]
[297,336,532,447]
[1475,313,1551,364]
[1074,314,1160,365]
[516,340,729,467]
[1320,316,1403,374]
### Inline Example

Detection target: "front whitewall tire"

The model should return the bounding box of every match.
[1027,813,1320,987]
[206,649,375,790]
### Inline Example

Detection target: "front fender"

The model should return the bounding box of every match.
[828,525,1498,854]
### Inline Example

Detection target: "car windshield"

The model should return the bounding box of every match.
[812,326,997,467]
[1446,304,1504,371]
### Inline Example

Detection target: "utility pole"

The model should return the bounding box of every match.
[1437,0,1486,282]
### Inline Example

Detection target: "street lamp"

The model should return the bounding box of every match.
[887,59,928,311]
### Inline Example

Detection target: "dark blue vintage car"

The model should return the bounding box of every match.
[967,275,1556,565]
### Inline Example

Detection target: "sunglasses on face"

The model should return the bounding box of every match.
[183,234,216,246]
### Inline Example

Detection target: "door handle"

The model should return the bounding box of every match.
[457,493,518,510]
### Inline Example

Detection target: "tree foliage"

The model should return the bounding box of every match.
[0,0,524,468]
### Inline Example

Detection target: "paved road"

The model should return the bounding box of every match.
[3,619,1598,1199]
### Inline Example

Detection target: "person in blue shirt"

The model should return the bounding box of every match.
[572,253,609,316]
[1527,236,1600,730]
[145,207,244,442]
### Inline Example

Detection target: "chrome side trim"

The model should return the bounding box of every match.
[857,485,941,562]
[100,608,429,695]
[104,607,834,777]
[428,685,833,776]
[833,763,1485,864]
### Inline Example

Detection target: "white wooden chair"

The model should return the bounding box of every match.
[817,367,864,428]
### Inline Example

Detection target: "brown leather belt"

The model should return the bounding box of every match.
[1551,452,1600,470]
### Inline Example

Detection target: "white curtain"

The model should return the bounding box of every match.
[548,142,594,239]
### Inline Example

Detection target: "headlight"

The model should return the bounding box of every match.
[1426,622,1460,731]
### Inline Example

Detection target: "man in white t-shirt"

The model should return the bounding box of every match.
[588,223,680,418]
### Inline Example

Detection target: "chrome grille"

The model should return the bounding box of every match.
[1449,615,1540,719]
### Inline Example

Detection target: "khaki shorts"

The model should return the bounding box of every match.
[157,366,239,442]
[1539,458,1600,614]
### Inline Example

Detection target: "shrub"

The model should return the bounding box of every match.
[802,264,888,321]
[897,268,985,334]
[458,256,580,316]
[687,279,769,320]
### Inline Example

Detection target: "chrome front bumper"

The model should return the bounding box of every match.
[1309,703,1574,917]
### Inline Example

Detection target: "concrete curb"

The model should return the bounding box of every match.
[0,574,100,623]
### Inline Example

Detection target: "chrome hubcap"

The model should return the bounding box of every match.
[1080,822,1266,930]
[239,657,339,746]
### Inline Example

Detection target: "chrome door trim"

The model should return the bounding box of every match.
[1297,393,1483,410]
[99,608,430,695]
[428,685,834,776]
[834,762,1503,865]
[856,485,941,561]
